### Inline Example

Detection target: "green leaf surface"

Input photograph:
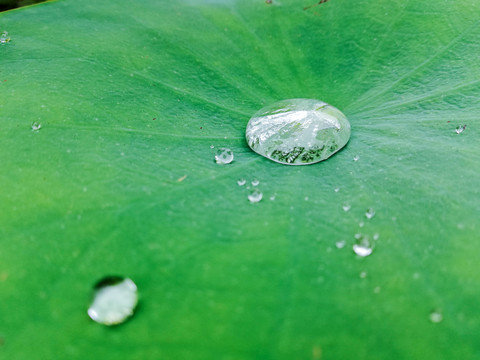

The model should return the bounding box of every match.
[1,0,479,358]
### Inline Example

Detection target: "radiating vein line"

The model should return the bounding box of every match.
[128,11,276,105]
[348,19,480,112]
[350,78,480,118]
[48,124,244,140]
[344,0,413,112]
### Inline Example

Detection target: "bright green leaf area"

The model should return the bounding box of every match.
[1,0,480,358]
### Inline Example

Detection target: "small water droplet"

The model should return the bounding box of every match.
[215,148,234,164]
[251,179,260,186]
[304,196,309,201]
[360,271,367,278]
[237,178,246,186]
[373,233,379,241]
[342,203,351,212]
[248,189,263,203]
[455,125,466,134]
[334,187,340,193]
[0,31,11,45]
[210,145,215,149]
[353,155,360,162]
[31,122,42,131]
[354,233,362,240]
[245,99,351,165]
[365,208,375,219]
[353,235,374,257]
[429,311,443,323]
[269,195,276,201]
[87,276,138,326]
[373,286,381,294]
[335,240,346,249]
[359,221,365,228]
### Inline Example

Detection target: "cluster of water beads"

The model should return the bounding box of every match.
[215,148,234,164]
[88,276,138,326]
[455,125,466,134]
[0,31,10,45]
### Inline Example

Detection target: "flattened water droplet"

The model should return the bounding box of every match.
[429,311,443,323]
[455,125,466,134]
[251,179,260,186]
[31,122,42,131]
[245,99,351,165]
[353,235,374,257]
[87,276,138,326]
[248,189,263,203]
[365,208,376,219]
[215,148,233,164]
[237,178,246,186]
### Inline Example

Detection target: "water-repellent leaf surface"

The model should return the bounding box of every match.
[1,0,479,359]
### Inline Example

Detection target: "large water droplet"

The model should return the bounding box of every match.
[87,276,138,326]
[215,148,234,164]
[245,99,351,165]
[353,235,374,257]
[248,189,263,203]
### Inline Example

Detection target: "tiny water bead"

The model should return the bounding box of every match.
[88,276,138,326]
[31,122,42,131]
[237,178,246,186]
[429,311,443,323]
[342,203,351,212]
[248,189,263,203]
[215,148,234,164]
[251,179,260,186]
[353,235,374,257]
[455,125,466,134]
[245,99,351,165]
[335,240,346,249]
[353,155,360,162]
[0,31,11,45]
[365,208,375,219]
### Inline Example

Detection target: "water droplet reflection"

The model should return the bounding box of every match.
[245,99,351,165]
